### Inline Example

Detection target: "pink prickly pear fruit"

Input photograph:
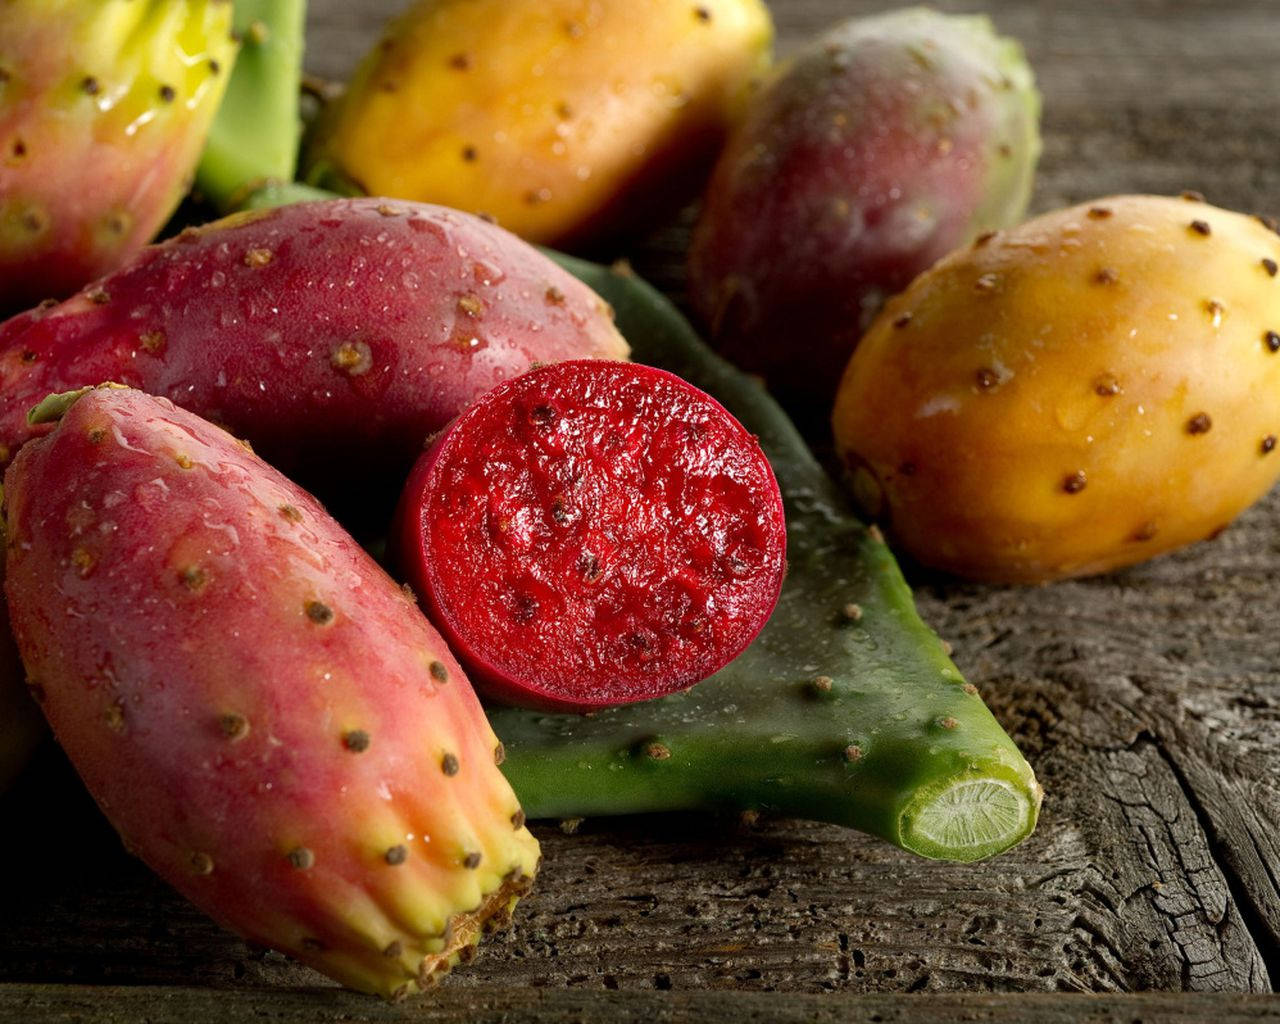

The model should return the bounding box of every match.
[0,1,236,312]
[688,8,1040,420]
[394,360,787,712]
[4,385,541,999]
[0,199,628,516]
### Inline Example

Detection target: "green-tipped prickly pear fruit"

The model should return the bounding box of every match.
[0,0,236,312]
[689,8,1040,421]
[5,386,541,997]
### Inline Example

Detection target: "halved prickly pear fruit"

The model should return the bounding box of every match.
[4,386,541,999]
[395,359,786,712]
[0,198,627,516]
[688,8,1039,420]
[833,194,1280,583]
[0,0,236,312]
[305,0,773,248]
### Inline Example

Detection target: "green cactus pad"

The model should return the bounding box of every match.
[491,254,1042,862]
[196,0,308,211]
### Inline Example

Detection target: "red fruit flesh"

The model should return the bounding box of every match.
[395,360,786,712]
[0,199,627,514]
[4,387,540,998]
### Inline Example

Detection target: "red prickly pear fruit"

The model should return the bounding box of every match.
[688,8,1040,421]
[0,199,629,518]
[0,1,236,312]
[393,359,787,713]
[4,385,541,999]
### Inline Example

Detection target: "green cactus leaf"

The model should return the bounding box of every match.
[196,0,308,212]
[491,253,1042,862]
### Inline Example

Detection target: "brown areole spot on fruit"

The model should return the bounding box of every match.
[1186,412,1213,435]
[278,504,303,523]
[1190,219,1212,236]
[218,713,249,741]
[179,566,208,591]
[385,844,408,866]
[305,600,334,625]
[429,660,449,683]
[462,852,482,869]
[330,341,373,377]
[1262,435,1276,454]
[843,744,863,763]
[287,847,315,870]
[190,852,214,875]
[1062,471,1087,494]
[343,729,370,752]
[842,602,863,622]
[441,753,460,776]
[493,743,505,766]
[1094,374,1122,396]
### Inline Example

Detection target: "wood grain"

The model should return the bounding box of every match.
[2,0,1279,1015]
[5,985,1280,1023]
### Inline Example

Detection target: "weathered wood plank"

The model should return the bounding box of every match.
[3,984,1280,1024]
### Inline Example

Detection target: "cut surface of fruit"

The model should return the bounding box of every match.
[397,359,786,712]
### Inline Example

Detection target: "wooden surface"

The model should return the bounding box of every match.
[4,0,1280,1019]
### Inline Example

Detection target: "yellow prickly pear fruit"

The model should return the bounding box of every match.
[833,194,1280,583]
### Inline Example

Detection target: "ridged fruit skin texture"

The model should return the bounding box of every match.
[395,360,787,713]
[833,194,1280,583]
[689,7,1039,415]
[4,387,541,999]
[0,199,628,504]
[0,0,235,312]
[306,0,773,247]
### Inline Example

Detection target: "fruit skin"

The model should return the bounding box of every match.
[688,8,1040,419]
[0,0,236,312]
[833,194,1280,584]
[491,253,1041,863]
[305,0,773,248]
[395,359,786,713]
[4,386,540,999]
[0,198,628,515]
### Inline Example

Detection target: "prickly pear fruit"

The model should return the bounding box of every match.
[395,359,786,712]
[4,386,541,998]
[833,194,1280,583]
[688,8,1040,419]
[305,0,773,248]
[0,199,627,514]
[0,0,236,312]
